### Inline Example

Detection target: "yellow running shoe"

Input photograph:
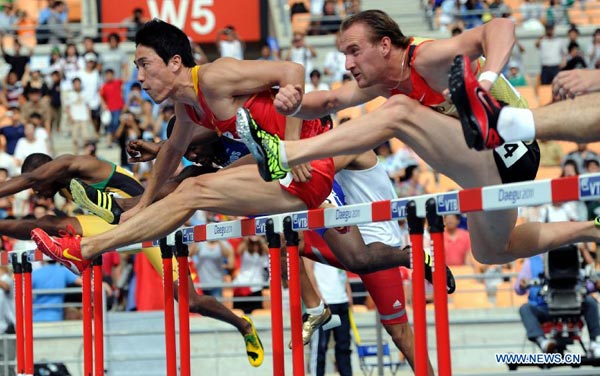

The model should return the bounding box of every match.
[70,178,123,224]
[241,315,264,367]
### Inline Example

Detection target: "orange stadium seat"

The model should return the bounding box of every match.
[330,81,343,90]
[364,96,386,113]
[495,281,528,308]
[451,285,493,309]
[15,0,41,21]
[586,7,600,24]
[292,13,312,34]
[536,166,562,180]
[558,141,577,156]
[516,86,538,109]
[569,8,590,25]
[448,265,475,276]
[586,142,600,155]
[65,0,82,22]
[537,85,553,107]
[337,106,362,120]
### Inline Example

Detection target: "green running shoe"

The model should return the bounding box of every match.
[236,107,290,182]
[70,178,123,225]
[595,216,600,227]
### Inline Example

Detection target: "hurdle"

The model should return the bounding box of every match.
[7,172,600,374]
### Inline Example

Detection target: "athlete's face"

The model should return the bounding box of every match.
[134,46,177,104]
[31,181,60,199]
[340,23,387,88]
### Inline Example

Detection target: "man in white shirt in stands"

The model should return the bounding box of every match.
[216,26,245,60]
[323,32,346,83]
[65,77,92,154]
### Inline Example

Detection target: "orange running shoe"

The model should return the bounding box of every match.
[31,225,91,275]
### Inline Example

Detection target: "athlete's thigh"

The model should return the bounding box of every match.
[322,227,368,268]
[181,164,307,216]
[395,104,501,189]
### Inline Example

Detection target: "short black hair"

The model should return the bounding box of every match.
[585,159,600,169]
[568,41,580,53]
[29,112,42,120]
[135,19,196,68]
[108,33,121,43]
[22,153,53,173]
[105,68,114,75]
[310,69,321,79]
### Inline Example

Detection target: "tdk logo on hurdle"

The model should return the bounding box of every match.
[292,213,309,231]
[391,199,409,219]
[437,192,459,214]
[255,217,268,235]
[580,175,600,199]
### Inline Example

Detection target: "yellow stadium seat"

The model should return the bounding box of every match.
[495,281,529,307]
[569,8,590,25]
[364,96,387,113]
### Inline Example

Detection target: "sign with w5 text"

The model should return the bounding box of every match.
[101,0,263,42]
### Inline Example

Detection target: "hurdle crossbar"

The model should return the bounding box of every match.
[3,173,596,264]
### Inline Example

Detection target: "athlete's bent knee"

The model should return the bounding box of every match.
[343,252,375,274]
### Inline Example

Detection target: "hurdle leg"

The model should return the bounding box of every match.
[159,239,177,376]
[426,198,452,376]
[266,219,285,376]
[11,254,24,376]
[82,266,93,376]
[21,254,33,376]
[406,201,429,376]
[283,216,305,376]
[174,231,191,376]
[92,257,105,375]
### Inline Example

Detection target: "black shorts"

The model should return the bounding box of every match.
[493,140,540,184]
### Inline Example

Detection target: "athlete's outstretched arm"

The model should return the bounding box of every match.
[203,58,305,102]
[417,18,515,90]
[121,104,195,222]
[0,155,79,197]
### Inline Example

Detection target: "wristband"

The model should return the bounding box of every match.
[478,71,499,85]
[289,104,302,117]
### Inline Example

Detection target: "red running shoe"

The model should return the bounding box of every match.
[449,55,505,151]
[31,225,91,275]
